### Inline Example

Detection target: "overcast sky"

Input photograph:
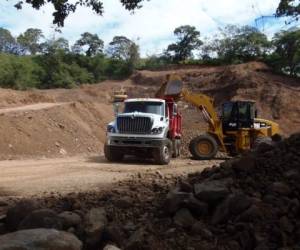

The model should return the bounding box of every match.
[0,0,299,56]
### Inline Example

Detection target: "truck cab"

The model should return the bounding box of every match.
[104,98,182,164]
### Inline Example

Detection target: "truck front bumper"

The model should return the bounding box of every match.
[107,136,167,148]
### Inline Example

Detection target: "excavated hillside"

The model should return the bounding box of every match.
[0,62,299,160]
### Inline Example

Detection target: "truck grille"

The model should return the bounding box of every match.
[117,116,152,134]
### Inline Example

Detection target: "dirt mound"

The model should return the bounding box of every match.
[132,62,300,136]
[0,62,299,159]
[0,102,113,160]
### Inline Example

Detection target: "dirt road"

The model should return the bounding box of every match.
[0,156,223,198]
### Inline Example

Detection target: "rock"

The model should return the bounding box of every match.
[18,209,63,230]
[270,182,291,196]
[194,180,229,205]
[284,169,299,180]
[125,228,146,250]
[59,148,67,155]
[103,224,125,246]
[191,222,213,240]
[173,208,196,229]
[6,200,39,231]
[58,211,81,229]
[84,207,108,247]
[164,188,190,214]
[104,244,121,250]
[229,194,252,216]
[0,228,82,250]
[232,155,256,173]
[236,205,262,222]
[183,194,208,216]
[155,170,164,179]
[0,223,6,235]
[179,181,193,193]
[211,196,231,225]
[114,197,132,209]
[279,216,294,233]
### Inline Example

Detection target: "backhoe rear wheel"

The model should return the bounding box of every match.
[189,134,218,160]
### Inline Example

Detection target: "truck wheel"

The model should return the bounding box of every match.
[172,139,181,158]
[154,140,171,165]
[104,144,124,162]
[189,134,218,160]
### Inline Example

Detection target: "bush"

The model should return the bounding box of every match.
[0,53,43,89]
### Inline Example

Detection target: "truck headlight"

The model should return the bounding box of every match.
[107,125,116,133]
[151,127,164,134]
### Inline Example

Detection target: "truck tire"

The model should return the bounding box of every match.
[189,134,218,160]
[104,144,124,162]
[153,140,172,165]
[172,139,181,158]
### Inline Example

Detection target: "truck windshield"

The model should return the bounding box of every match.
[124,102,164,116]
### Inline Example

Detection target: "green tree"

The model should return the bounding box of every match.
[277,0,300,19]
[0,28,17,54]
[108,36,140,68]
[17,28,44,55]
[14,0,146,27]
[271,29,300,76]
[204,25,270,63]
[74,32,103,57]
[41,38,70,54]
[166,25,203,62]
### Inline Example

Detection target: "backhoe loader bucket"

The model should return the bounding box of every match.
[155,75,183,100]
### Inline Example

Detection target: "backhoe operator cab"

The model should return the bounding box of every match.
[222,101,256,131]
[104,98,182,165]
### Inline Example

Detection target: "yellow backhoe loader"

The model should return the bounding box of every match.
[156,74,280,159]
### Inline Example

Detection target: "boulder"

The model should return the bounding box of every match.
[58,211,82,229]
[84,207,107,247]
[232,155,256,173]
[229,194,252,216]
[0,228,82,250]
[269,182,291,196]
[191,222,213,240]
[0,223,6,235]
[125,228,146,250]
[211,196,231,225]
[194,180,229,205]
[236,205,262,222]
[6,200,39,231]
[164,188,190,214]
[183,194,208,216]
[104,245,121,250]
[173,208,196,229]
[18,209,63,230]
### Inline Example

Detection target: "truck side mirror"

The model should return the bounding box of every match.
[113,102,121,117]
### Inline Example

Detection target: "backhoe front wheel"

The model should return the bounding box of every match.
[189,134,218,160]
[153,140,172,165]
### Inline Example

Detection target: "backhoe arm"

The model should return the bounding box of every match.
[181,89,222,133]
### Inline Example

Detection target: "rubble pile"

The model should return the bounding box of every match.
[0,133,299,250]
[164,133,300,249]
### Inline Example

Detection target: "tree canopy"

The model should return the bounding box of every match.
[73,32,104,57]
[14,0,147,26]
[276,0,300,19]
[201,25,270,63]
[166,25,203,62]
[271,29,300,76]
[17,28,44,55]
